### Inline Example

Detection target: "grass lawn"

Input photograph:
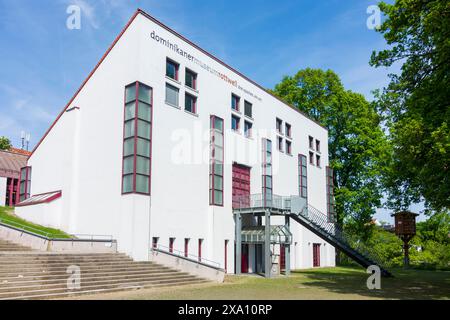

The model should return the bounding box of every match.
[63,266,450,300]
[0,206,71,239]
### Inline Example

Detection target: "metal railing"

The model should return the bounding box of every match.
[0,216,114,242]
[233,193,296,211]
[152,244,221,269]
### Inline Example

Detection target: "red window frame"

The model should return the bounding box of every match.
[185,68,197,90]
[244,100,252,118]
[185,93,197,114]
[166,58,179,81]
[231,114,240,132]
[19,166,32,202]
[169,238,175,253]
[299,154,308,199]
[210,115,224,206]
[262,139,273,206]
[198,239,203,262]
[184,238,189,258]
[121,82,153,195]
[231,94,240,111]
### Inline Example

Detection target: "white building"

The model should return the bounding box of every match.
[15,9,336,276]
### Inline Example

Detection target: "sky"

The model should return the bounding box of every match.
[0,0,423,222]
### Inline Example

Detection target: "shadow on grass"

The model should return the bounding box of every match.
[293,267,450,300]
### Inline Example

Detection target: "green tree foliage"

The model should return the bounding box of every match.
[0,137,12,151]
[370,0,450,211]
[272,68,390,240]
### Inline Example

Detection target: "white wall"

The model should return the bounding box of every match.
[17,12,335,269]
[0,177,6,207]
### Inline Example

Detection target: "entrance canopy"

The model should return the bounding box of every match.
[241,225,292,245]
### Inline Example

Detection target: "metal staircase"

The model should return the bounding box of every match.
[289,205,392,277]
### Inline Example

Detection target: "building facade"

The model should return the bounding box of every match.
[15,10,336,274]
[0,148,31,207]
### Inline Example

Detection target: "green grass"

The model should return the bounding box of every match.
[0,206,71,239]
[67,266,450,300]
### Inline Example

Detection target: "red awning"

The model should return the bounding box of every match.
[16,191,62,207]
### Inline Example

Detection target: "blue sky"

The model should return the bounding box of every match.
[0,0,422,222]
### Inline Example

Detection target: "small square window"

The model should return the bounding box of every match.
[185,69,197,89]
[152,237,159,249]
[232,115,240,131]
[309,152,315,165]
[316,140,321,153]
[244,101,252,118]
[286,140,292,155]
[244,121,252,138]
[166,59,179,80]
[309,136,314,150]
[286,123,292,138]
[276,118,283,134]
[232,94,240,111]
[165,83,179,107]
[316,155,321,168]
[278,136,284,152]
[185,93,197,114]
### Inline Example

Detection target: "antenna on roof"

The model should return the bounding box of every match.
[25,133,31,151]
[21,131,25,150]
[21,131,31,151]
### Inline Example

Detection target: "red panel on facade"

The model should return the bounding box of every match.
[313,244,321,267]
[232,164,251,208]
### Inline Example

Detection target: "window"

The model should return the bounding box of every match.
[166,59,179,80]
[19,166,31,202]
[299,154,308,199]
[169,238,175,253]
[276,118,283,134]
[184,238,189,258]
[244,121,252,138]
[316,155,321,168]
[231,94,240,112]
[152,237,159,249]
[185,69,197,89]
[309,136,314,150]
[326,167,336,222]
[316,140,321,153]
[244,101,252,118]
[309,152,315,165]
[210,116,224,206]
[185,93,197,114]
[198,239,203,262]
[224,240,229,273]
[231,115,240,132]
[122,82,152,195]
[277,136,284,152]
[286,123,292,138]
[286,140,292,155]
[165,83,179,107]
[262,139,273,206]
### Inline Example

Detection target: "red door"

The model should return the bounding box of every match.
[313,244,321,267]
[241,244,249,273]
[280,245,286,271]
[232,164,251,208]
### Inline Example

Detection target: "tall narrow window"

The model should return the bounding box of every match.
[122,82,152,195]
[224,240,229,273]
[244,121,252,138]
[277,136,284,152]
[299,154,308,199]
[198,239,203,262]
[276,118,283,134]
[166,58,179,80]
[231,115,240,132]
[316,155,321,168]
[262,139,273,206]
[185,68,197,89]
[210,116,224,206]
[309,136,314,150]
[169,238,175,253]
[152,237,159,249]
[316,140,321,153]
[19,166,31,202]
[185,93,197,114]
[244,101,252,118]
[286,140,292,155]
[231,94,240,111]
[286,123,292,138]
[309,152,315,165]
[184,238,190,258]
[326,167,336,222]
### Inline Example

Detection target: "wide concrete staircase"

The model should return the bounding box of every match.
[0,242,209,300]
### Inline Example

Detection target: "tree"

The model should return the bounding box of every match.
[370,0,450,212]
[272,68,391,241]
[0,137,12,151]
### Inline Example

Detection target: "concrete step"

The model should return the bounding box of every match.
[0,263,169,276]
[0,257,134,265]
[0,273,194,293]
[0,270,183,287]
[0,253,127,258]
[7,279,211,300]
[0,276,206,300]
